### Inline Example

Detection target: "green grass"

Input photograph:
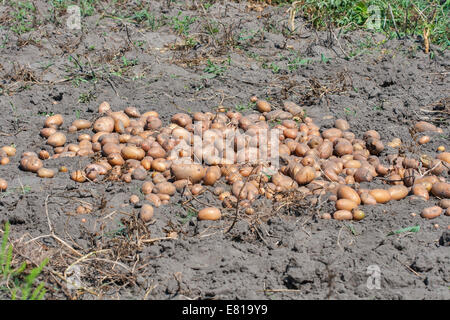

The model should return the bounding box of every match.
[203,59,227,78]
[170,11,197,35]
[286,0,449,49]
[1,222,48,300]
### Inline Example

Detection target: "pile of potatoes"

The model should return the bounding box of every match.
[7,97,450,222]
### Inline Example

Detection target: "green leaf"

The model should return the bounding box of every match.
[387,225,420,236]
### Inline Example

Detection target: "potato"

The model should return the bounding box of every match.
[198,207,221,221]
[369,189,391,203]
[71,170,86,183]
[47,132,66,147]
[145,194,161,207]
[354,167,373,183]
[107,153,125,166]
[337,185,361,205]
[318,141,333,159]
[98,101,111,114]
[0,178,7,192]
[421,206,443,219]
[436,152,450,164]
[363,130,380,140]
[2,146,16,157]
[256,100,271,113]
[121,146,145,160]
[352,209,365,221]
[44,114,63,128]
[414,121,438,132]
[203,166,221,186]
[190,184,203,195]
[20,156,43,173]
[418,135,430,145]
[431,182,450,198]
[37,168,55,178]
[360,192,377,205]
[131,168,147,180]
[366,138,384,155]
[72,119,91,130]
[334,140,353,156]
[171,163,205,183]
[333,210,353,220]
[439,199,450,209]
[322,128,342,140]
[294,166,315,185]
[388,185,409,200]
[333,118,349,130]
[171,113,192,127]
[412,184,429,200]
[40,127,56,138]
[140,204,154,222]
[124,106,141,118]
[232,181,258,201]
[335,199,358,211]
[154,182,176,196]
[93,116,115,133]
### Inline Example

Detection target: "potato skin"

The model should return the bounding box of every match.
[198,207,221,221]
[171,163,206,183]
[421,206,443,219]
[369,189,391,204]
[333,210,353,220]
[337,185,361,205]
[431,182,450,198]
[388,185,409,200]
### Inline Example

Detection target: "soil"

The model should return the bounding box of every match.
[0,1,449,300]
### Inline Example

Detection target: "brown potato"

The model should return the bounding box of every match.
[436,152,450,164]
[171,163,205,183]
[412,184,429,200]
[418,135,430,145]
[335,199,358,211]
[360,192,377,205]
[334,119,349,131]
[198,207,221,221]
[140,204,154,222]
[37,168,55,178]
[154,182,176,196]
[2,146,16,157]
[0,178,7,192]
[431,182,450,198]
[44,114,63,128]
[20,156,43,173]
[93,116,115,133]
[72,119,91,130]
[414,121,438,132]
[369,189,391,203]
[71,170,86,183]
[354,167,373,183]
[421,206,442,219]
[388,185,409,200]
[294,166,315,185]
[171,113,192,127]
[337,185,361,205]
[121,146,145,160]
[438,199,450,209]
[47,132,66,147]
[333,210,353,220]
[203,166,221,186]
[256,100,271,113]
[40,127,56,138]
[352,209,365,221]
